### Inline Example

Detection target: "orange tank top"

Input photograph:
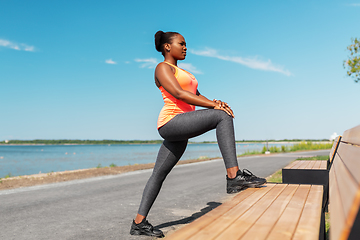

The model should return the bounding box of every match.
[157,62,198,129]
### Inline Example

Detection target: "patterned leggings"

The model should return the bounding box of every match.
[137,109,238,217]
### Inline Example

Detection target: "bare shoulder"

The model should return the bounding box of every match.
[155,62,175,74]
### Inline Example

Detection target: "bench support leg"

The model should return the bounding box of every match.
[319,208,325,240]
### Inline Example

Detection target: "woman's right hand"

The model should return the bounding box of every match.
[213,99,235,118]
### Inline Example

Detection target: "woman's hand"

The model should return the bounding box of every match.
[213,99,235,118]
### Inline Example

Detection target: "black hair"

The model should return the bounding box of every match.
[154,31,179,56]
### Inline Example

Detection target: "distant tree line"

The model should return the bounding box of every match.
[0,139,164,145]
[0,139,331,145]
[236,139,330,143]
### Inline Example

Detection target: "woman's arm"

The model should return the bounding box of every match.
[155,63,234,117]
[196,90,234,118]
[155,63,216,108]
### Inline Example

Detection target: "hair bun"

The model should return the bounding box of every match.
[155,31,165,52]
[154,31,179,55]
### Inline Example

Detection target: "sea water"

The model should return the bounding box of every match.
[0,143,292,178]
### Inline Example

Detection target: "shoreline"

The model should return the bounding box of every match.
[0,157,220,190]
[0,149,329,191]
[0,141,333,146]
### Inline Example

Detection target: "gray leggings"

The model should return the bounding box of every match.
[137,109,238,217]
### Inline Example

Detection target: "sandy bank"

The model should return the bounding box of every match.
[0,157,219,190]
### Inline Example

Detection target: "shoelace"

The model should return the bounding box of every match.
[142,220,154,231]
[242,169,256,179]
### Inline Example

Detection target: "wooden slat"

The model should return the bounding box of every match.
[265,185,312,240]
[332,151,358,219]
[330,135,341,162]
[166,187,260,240]
[337,142,360,184]
[342,124,360,146]
[284,161,299,169]
[312,160,322,169]
[292,185,323,240]
[290,161,306,169]
[187,185,277,240]
[286,160,327,170]
[213,184,288,240]
[186,185,275,240]
[320,160,327,170]
[304,161,316,169]
[240,185,299,240]
[298,161,312,169]
[341,188,360,240]
[335,143,360,240]
[329,158,347,240]
[169,185,324,240]
[297,160,310,169]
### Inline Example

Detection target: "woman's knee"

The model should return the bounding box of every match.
[212,109,233,122]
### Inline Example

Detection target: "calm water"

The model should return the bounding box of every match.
[0,143,292,178]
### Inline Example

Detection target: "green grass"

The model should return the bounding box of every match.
[326,212,330,240]
[286,141,333,152]
[238,141,333,157]
[96,164,102,168]
[4,173,13,179]
[238,150,262,157]
[261,141,333,154]
[109,163,117,167]
[266,169,283,183]
[295,155,329,161]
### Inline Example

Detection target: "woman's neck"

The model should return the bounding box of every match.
[164,57,177,66]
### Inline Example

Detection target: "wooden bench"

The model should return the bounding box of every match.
[329,125,360,240]
[282,136,342,210]
[282,159,329,185]
[282,136,341,186]
[166,183,324,240]
[166,126,360,240]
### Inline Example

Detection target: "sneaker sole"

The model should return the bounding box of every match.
[228,181,266,192]
[130,229,164,238]
[246,180,267,188]
[227,185,248,194]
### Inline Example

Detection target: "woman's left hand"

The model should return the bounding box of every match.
[213,99,235,118]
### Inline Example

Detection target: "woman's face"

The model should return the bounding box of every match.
[168,34,187,60]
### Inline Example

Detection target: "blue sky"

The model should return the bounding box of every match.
[1,0,359,142]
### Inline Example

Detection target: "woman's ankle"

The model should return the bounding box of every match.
[134,214,145,224]
[227,166,240,179]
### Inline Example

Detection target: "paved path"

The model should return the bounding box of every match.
[0,150,329,240]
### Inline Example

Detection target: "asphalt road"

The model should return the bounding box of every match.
[0,150,329,240]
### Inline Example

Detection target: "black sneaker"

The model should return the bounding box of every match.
[226,169,266,193]
[130,218,164,238]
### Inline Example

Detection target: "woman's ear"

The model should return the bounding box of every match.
[164,43,171,52]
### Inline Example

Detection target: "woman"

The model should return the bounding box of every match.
[130,31,266,238]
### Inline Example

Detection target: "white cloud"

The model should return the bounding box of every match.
[24,46,35,51]
[348,3,360,6]
[190,48,292,76]
[330,132,339,141]
[0,39,36,52]
[178,63,203,74]
[135,58,158,69]
[105,59,117,64]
